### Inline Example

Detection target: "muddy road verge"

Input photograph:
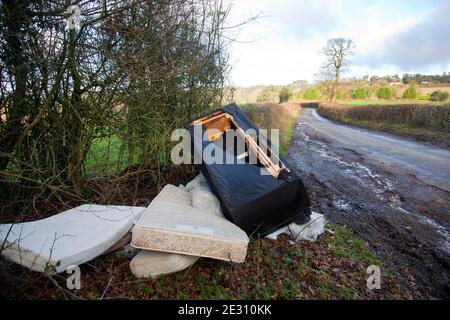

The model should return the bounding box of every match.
[287,108,450,298]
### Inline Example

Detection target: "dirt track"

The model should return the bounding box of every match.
[286,108,450,298]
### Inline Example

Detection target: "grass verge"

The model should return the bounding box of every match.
[0,224,418,299]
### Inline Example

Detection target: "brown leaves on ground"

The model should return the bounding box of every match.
[0,224,419,300]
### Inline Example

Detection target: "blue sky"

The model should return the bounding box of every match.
[225,0,450,87]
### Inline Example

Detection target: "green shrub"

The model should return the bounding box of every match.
[402,86,417,99]
[279,86,293,103]
[352,87,367,99]
[303,88,318,100]
[430,90,449,102]
[378,86,393,99]
[417,94,431,100]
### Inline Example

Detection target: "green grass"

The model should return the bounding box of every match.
[338,100,446,106]
[84,136,129,175]
[323,225,380,265]
[279,114,297,156]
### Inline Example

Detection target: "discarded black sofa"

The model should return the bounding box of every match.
[186,103,311,236]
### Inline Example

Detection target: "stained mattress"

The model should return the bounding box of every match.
[131,185,249,263]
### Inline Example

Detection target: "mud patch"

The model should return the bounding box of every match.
[287,110,450,298]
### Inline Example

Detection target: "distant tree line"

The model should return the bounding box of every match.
[369,73,450,85]
[402,73,450,85]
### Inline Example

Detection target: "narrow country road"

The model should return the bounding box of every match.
[286,108,450,298]
[302,108,450,191]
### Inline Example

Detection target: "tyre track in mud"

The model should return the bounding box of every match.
[286,108,450,298]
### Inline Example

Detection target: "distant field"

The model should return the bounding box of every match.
[338,100,446,106]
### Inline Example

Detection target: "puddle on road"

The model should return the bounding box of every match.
[333,199,352,212]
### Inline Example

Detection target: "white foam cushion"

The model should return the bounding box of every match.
[266,212,325,242]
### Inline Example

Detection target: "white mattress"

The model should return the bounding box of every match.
[131,185,248,263]
[0,204,145,273]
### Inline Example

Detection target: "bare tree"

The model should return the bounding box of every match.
[314,69,335,101]
[321,38,355,102]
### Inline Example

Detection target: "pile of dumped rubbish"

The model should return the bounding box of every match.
[0,104,325,278]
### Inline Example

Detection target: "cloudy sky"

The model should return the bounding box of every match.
[225,0,450,87]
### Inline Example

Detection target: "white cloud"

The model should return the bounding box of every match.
[229,34,326,86]
[357,1,450,72]
[226,0,336,86]
[225,0,449,87]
